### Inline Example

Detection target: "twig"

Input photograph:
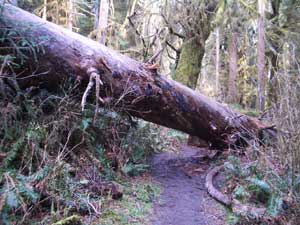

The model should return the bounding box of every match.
[16,70,50,80]
[128,13,147,49]
[166,40,180,53]
[161,13,186,39]
[146,48,164,64]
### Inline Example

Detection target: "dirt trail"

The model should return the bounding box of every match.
[149,146,226,225]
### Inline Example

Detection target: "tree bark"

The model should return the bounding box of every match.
[228,32,238,104]
[42,0,47,20]
[68,0,74,31]
[215,27,220,95]
[257,0,266,111]
[0,4,270,148]
[93,0,100,29]
[97,0,109,44]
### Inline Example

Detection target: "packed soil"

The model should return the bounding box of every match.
[149,145,226,225]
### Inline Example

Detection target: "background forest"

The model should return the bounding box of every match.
[0,0,300,224]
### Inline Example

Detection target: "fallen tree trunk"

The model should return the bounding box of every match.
[0,3,271,147]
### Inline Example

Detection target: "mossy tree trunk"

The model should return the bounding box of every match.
[173,1,217,89]
[173,2,215,145]
[0,4,272,148]
[174,37,205,89]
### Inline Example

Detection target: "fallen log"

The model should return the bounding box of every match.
[205,165,267,219]
[0,3,272,148]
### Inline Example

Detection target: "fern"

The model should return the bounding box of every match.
[3,136,25,168]
[293,175,300,194]
[233,186,250,201]
[224,156,242,178]
[28,165,51,182]
[247,177,271,194]
[17,182,40,203]
[6,190,19,208]
[247,177,272,204]
[267,195,283,216]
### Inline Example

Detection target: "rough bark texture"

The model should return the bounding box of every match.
[173,2,214,89]
[0,4,269,148]
[174,37,205,89]
[96,0,108,44]
[68,0,73,31]
[228,32,238,104]
[205,165,231,206]
[215,27,220,94]
[257,0,266,111]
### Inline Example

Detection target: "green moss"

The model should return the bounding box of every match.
[98,181,160,225]
[174,37,204,89]
[51,215,82,225]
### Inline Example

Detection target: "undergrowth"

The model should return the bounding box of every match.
[223,53,300,224]
[0,80,171,224]
[224,137,300,224]
[98,179,160,225]
[0,22,185,224]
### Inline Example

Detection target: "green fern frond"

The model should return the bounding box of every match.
[247,177,271,194]
[3,136,25,168]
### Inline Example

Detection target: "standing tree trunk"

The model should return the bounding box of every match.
[97,0,109,44]
[93,0,100,29]
[228,32,238,104]
[120,0,137,37]
[68,0,73,30]
[174,37,206,89]
[173,2,215,89]
[0,4,272,148]
[42,0,47,20]
[215,26,220,96]
[257,0,266,111]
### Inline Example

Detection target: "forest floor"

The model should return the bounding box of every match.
[148,145,226,225]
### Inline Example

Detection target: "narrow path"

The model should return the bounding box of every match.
[149,146,226,225]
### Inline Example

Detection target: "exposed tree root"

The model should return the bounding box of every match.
[81,67,104,112]
[205,165,267,220]
[205,165,232,206]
